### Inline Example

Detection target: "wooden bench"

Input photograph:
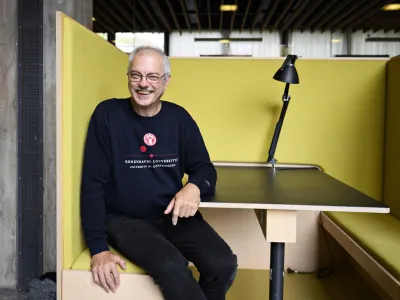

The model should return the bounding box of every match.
[321,211,400,300]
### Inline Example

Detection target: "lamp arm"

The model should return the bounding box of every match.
[267,83,291,165]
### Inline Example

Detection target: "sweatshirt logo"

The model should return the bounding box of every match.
[144,133,157,146]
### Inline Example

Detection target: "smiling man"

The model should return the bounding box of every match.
[80,46,238,300]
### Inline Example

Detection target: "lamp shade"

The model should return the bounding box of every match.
[273,54,299,84]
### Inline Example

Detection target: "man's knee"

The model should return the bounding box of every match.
[207,253,238,282]
[153,256,190,278]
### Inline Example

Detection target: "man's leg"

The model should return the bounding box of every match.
[162,212,238,300]
[106,214,207,300]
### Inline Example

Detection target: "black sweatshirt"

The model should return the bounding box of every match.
[80,98,217,256]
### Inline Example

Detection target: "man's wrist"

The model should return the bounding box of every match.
[186,182,200,195]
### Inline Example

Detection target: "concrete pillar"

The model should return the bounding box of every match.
[0,0,92,289]
[0,0,18,288]
[43,0,93,273]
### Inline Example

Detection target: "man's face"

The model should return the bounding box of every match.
[128,51,170,108]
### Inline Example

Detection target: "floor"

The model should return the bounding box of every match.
[0,264,381,300]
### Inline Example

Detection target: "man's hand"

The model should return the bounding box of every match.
[90,251,127,293]
[164,183,200,225]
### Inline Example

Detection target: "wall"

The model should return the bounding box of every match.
[165,57,387,201]
[43,0,93,273]
[383,56,400,219]
[0,0,18,288]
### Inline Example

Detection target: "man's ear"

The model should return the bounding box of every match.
[164,75,171,89]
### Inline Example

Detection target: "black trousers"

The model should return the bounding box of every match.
[106,211,238,300]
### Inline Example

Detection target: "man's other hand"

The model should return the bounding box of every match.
[90,251,127,293]
[164,183,200,225]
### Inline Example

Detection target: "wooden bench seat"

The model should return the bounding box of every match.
[322,211,400,299]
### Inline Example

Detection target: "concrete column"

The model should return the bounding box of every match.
[0,0,18,288]
[43,0,93,273]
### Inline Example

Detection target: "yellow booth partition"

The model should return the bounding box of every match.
[56,12,390,300]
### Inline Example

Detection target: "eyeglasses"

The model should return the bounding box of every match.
[128,72,167,83]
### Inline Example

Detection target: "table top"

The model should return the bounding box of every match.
[199,163,389,213]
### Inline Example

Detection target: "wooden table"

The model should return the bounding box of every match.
[200,162,390,300]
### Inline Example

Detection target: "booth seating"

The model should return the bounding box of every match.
[321,212,400,299]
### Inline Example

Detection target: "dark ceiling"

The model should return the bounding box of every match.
[93,0,400,34]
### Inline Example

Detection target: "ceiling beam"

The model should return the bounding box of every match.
[271,0,296,32]
[220,0,224,32]
[260,0,281,32]
[93,13,115,33]
[321,0,369,32]
[135,0,160,31]
[240,0,252,32]
[333,0,382,31]
[96,0,133,31]
[113,0,148,32]
[251,1,264,31]
[230,0,238,32]
[165,0,181,34]
[311,0,351,33]
[148,0,171,32]
[291,0,322,29]
[207,0,212,31]
[345,0,396,32]
[195,0,202,31]
[301,0,337,32]
[94,2,121,32]
[179,0,191,32]
[280,0,310,32]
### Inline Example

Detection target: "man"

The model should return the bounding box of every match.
[80,45,238,300]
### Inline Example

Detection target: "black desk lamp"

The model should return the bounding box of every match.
[267,54,299,167]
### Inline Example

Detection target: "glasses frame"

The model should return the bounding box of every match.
[128,72,167,83]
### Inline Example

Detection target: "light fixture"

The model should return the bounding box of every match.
[267,54,300,167]
[219,39,230,44]
[383,3,400,10]
[92,17,96,21]
[331,39,341,43]
[220,4,238,11]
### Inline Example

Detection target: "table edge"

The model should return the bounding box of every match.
[199,202,390,213]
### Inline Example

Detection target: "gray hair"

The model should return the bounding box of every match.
[127,45,171,80]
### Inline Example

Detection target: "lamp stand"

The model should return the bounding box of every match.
[267,83,291,168]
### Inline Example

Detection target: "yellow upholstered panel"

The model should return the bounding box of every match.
[58,13,387,272]
[59,13,130,269]
[165,58,387,201]
[325,211,400,280]
[383,56,400,219]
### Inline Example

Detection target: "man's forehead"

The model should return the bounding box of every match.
[131,51,163,71]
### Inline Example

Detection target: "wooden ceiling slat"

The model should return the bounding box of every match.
[346,0,396,32]
[195,0,202,31]
[311,0,351,32]
[280,0,310,32]
[135,0,161,31]
[251,1,264,31]
[208,0,212,31]
[291,0,322,29]
[321,0,369,32]
[240,0,252,32]
[333,0,383,31]
[230,0,238,32]
[96,0,132,31]
[165,0,181,34]
[179,0,191,32]
[260,0,281,32]
[94,3,121,32]
[301,0,337,31]
[148,0,172,32]
[271,0,296,32]
[93,0,400,34]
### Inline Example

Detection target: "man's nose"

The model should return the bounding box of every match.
[139,76,150,87]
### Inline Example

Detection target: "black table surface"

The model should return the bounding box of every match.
[200,165,389,213]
